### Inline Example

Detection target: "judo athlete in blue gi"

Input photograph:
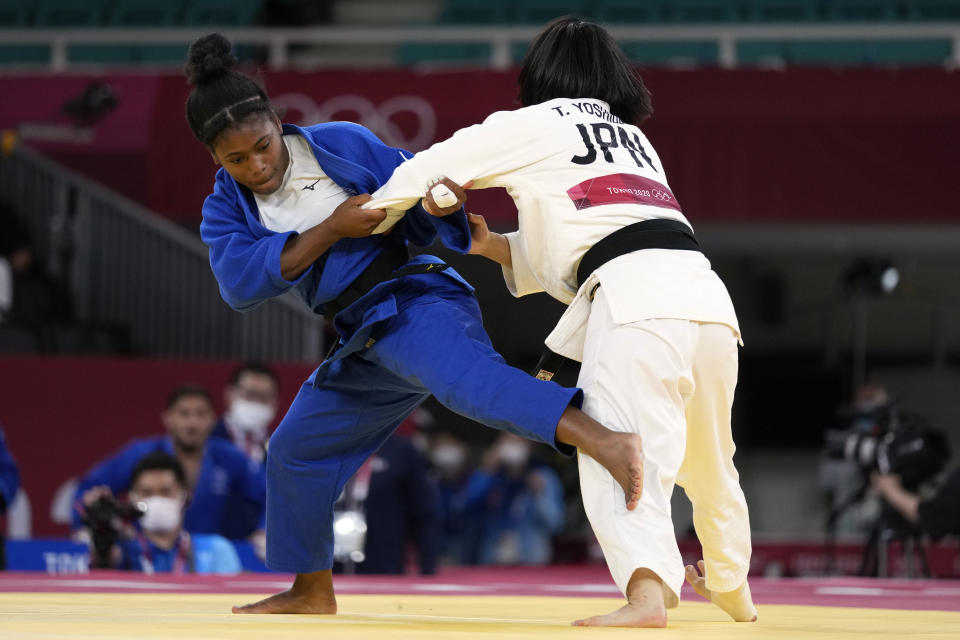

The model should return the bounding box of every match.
[184,34,643,615]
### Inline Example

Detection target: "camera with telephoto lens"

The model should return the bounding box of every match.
[823,402,950,490]
[81,495,145,568]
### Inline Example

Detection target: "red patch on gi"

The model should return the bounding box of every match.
[567,174,682,213]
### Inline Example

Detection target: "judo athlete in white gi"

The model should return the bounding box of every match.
[184,32,644,616]
[367,17,757,628]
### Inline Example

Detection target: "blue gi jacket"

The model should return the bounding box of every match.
[199,122,473,315]
[72,436,266,537]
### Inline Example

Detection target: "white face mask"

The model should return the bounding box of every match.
[431,445,465,470]
[498,441,531,467]
[137,496,184,533]
[227,398,276,437]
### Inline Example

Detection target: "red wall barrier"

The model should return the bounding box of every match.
[1,67,958,226]
[0,356,313,536]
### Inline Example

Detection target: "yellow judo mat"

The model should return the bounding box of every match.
[2,593,959,640]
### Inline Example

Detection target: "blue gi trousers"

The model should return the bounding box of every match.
[265,280,580,573]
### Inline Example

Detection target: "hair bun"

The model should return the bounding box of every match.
[185,33,238,85]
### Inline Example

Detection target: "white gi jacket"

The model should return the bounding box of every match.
[367,97,741,361]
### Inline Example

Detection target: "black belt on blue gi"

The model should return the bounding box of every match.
[531,218,702,382]
[322,243,451,324]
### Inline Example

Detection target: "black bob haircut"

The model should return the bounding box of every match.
[184,32,275,147]
[164,383,214,410]
[518,16,653,126]
[130,451,187,490]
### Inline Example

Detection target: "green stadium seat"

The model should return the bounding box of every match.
[664,0,744,23]
[396,42,493,66]
[107,0,185,26]
[746,0,821,22]
[0,0,33,26]
[622,41,719,65]
[69,44,189,65]
[825,1,901,21]
[35,0,111,26]
[440,0,511,23]
[738,39,951,65]
[183,0,261,26]
[0,46,50,65]
[904,0,960,20]
[594,0,665,24]
[514,0,589,24]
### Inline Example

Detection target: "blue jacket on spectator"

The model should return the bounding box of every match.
[0,426,19,514]
[72,436,265,538]
[462,464,565,565]
[117,532,242,575]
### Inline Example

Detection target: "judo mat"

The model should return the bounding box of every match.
[2,566,959,639]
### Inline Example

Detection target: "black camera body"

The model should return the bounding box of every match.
[824,404,950,490]
[81,495,144,568]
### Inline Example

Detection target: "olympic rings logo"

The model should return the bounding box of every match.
[271,93,438,151]
[651,188,672,202]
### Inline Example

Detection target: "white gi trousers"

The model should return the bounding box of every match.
[578,287,752,607]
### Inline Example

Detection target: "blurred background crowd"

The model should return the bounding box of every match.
[0,0,959,578]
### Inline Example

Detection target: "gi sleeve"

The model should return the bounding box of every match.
[325,122,472,251]
[200,178,312,312]
[502,231,544,297]
[364,110,547,252]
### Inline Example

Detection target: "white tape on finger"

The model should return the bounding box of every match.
[430,184,458,209]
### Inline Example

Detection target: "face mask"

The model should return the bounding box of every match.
[431,446,465,470]
[137,496,183,533]
[498,441,531,467]
[227,398,275,437]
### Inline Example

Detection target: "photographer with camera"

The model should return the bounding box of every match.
[821,383,951,575]
[80,451,241,574]
[72,384,266,543]
[871,468,960,542]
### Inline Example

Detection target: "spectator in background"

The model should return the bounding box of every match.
[211,362,280,465]
[0,425,21,570]
[355,423,440,575]
[84,452,241,574]
[872,468,960,541]
[464,433,565,566]
[820,383,891,535]
[73,384,266,543]
[0,200,71,330]
[428,431,473,565]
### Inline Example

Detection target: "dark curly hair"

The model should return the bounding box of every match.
[184,33,274,146]
[518,17,653,126]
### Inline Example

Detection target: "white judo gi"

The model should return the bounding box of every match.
[367,97,753,606]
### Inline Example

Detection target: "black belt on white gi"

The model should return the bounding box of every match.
[531,218,702,382]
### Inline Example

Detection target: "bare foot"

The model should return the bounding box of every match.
[590,431,644,510]
[573,568,665,627]
[684,560,757,622]
[233,570,337,615]
[573,603,667,628]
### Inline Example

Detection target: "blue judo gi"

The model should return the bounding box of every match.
[200,122,581,573]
